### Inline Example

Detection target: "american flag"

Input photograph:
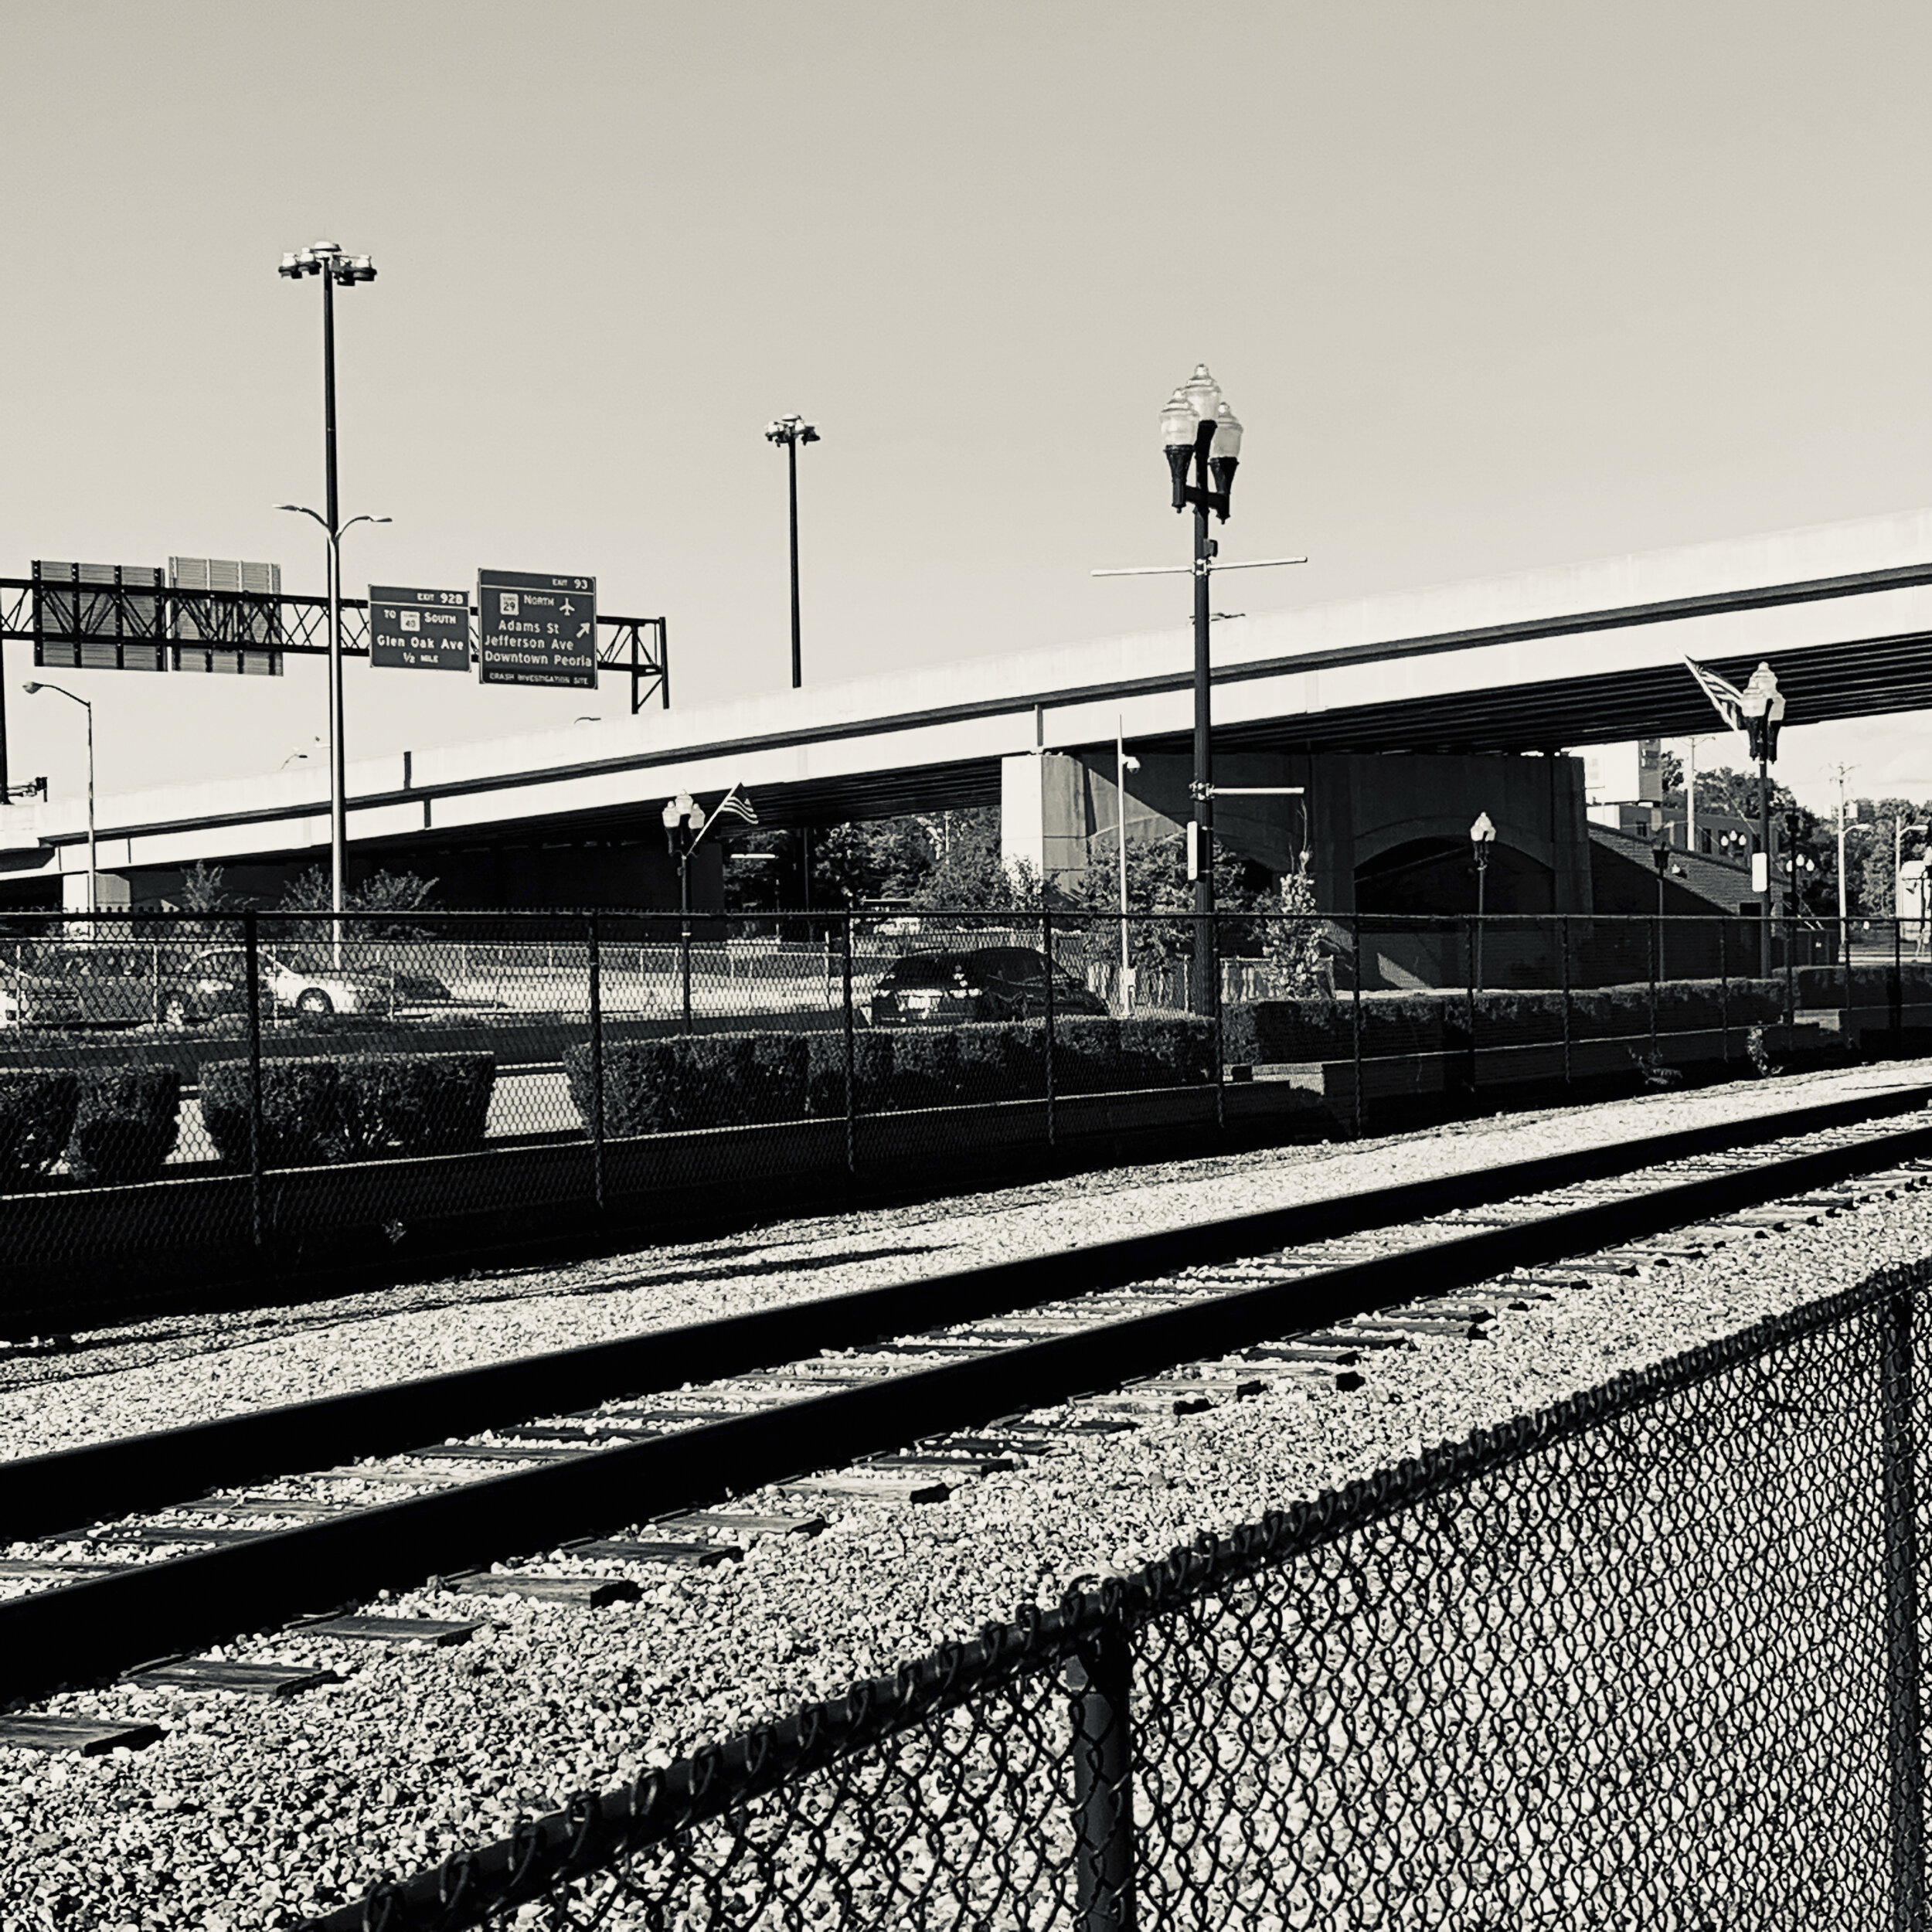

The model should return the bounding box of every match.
[1682,656,1747,733]
[711,783,759,827]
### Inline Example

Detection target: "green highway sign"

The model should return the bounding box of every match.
[477,568,597,689]
[369,584,471,672]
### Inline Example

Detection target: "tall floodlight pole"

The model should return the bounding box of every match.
[21,682,94,914]
[765,416,820,689]
[279,242,376,955]
[275,507,389,962]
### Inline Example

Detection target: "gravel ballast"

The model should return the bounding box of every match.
[7,1058,1932,1463]
[5,1060,1932,1926]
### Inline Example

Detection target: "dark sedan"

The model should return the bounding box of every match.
[868,947,1107,1026]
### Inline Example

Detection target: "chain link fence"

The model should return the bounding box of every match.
[0,905,1924,1298]
[300,1256,1932,1930]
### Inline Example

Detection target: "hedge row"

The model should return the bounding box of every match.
[1794,964,1932,1010]
[0,1065,182,1187]
[199,1053,497,1168]
[1223,980,1788,1065]
[562,1017,1216,1135]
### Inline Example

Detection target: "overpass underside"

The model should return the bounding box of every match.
[10,509,1932,916]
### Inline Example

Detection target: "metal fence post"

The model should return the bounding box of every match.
[842,914,857,1177]
[1066,1611,1137,1932]
[1784,920,1798,1059]
[1464,915,1478,1105]
[1895,917,1906,1058]
[587,913,605,1215]
[1559,913,1573,1090]
[243,907,264,1248]
[1719,920,1730,1066]
[1350,915,1365,1140]
[1879,1287,1927,1932]
[1844,912,1855,1052]
[1042,905,1056,1150]
[1213,914,1226,1133]
[1647,910,1659,1060]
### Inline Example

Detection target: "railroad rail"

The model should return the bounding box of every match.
[4,1081,1932,1721]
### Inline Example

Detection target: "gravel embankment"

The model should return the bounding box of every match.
[6,1058,1932,1463]
[5,1061,1932,1927]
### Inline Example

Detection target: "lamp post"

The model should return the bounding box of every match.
[1903,823,1932,957]
[1081,717,1143,1012]
[276,506,389,964]
[21,682,94,915]
[765,416,820,690]
[1160,366,1243,1015]
[1470,811,1496,988]
[278,240,376,961]
[662,791,707,1032]
[1738,662,1787,975]
[1650,834,1682,980]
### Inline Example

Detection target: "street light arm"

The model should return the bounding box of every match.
[276,503,330,536]
[21,681,88,715]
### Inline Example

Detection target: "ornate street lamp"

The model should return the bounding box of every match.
[1739,662,1786,975]
[1469,812,1496,988]
[1160,366,1242,1014]
[663,791,707,1032]
[1095,372,1301,1014]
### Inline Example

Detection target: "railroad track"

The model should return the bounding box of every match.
[5,1080,1932,1744]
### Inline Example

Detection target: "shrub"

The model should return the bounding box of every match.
[67,1064,180,1185]
[1121,1015,1217,1085]
[1230,979,1793,1065]
[888,1027,961,1109]
[802,1029,894,1117]
[201,1058,343,1168]
[0,1070,79,1185]
[566,1032,808,1136]
[336,1053,495,1158]
[1050,1016,1122,1094]
[953,1022,1046,1102]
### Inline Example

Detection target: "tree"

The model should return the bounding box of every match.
[174,861,238,914]
[157,860,244,943]
[1852,800,1932,917]
[811,819,935,907]
[906,811,1039,911]
[273,866,440,947]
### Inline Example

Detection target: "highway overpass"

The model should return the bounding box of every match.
[5,507,1932,912]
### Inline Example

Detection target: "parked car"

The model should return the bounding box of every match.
[867,947,1108,1026]
[165,947,498,1022]
[0,961,86,1029]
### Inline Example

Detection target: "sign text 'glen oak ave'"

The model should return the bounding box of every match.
[477,569,597,689]
[369,585,471,672]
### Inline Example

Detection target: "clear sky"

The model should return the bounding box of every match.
[5,2,1930,816]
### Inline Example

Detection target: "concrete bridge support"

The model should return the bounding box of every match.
[1001,747,1592,988]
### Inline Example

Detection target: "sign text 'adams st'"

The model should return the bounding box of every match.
[369,585,471,672]
[477,569,597,689]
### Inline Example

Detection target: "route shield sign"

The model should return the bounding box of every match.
[477,569,597,688]
[369,585,471,671]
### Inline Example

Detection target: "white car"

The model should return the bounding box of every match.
[174,947,430,1019]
